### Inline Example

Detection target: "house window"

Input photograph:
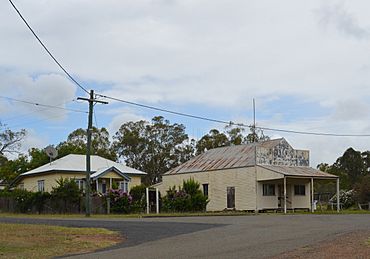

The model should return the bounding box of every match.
[18,183,24,190]
[75,179,85,191]
[294,185,306,196]
[202,184,209,197]
[227,187,235,209]
[119,180,129,193]
[37,180,45,192]
[263,184,275,196]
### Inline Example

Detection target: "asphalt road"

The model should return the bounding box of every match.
[1,214,370,258]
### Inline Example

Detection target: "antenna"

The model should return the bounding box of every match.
[44,146,58,164]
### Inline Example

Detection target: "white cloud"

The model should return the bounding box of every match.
[2,0,370,164]
[0,72,76,122]
[106,108,147,134]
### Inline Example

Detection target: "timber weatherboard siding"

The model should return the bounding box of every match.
[19,171,143,193]
[158,167,257,211]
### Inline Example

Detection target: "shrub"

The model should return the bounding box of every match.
[162,179,208,212]
[330,189,355,209]
[51,178,82,213]
[107,189,133,214]
[12,189,35,213]
[129,185,147,213]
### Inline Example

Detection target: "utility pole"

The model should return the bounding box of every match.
[252,98,256,143]
[78,90,108,217]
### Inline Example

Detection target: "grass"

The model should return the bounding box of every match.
[0,223,122,258]
[0,209,369,220]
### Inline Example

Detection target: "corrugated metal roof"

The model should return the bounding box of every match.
[259,165,338,178]
[166,142,258,175]
[21,154,146,176]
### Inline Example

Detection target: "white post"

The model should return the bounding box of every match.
[146,187,149,214]
[311,178,314,213]
[96,179,99,193]
[284,176,287,214]
[336,178,340,213]
[156,188,159,214]
[110,178,112,190]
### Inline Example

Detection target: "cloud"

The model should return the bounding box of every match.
[106,108,147,134]
[2,0,370,165]
[315,4,370,40]
[0,72,76,122]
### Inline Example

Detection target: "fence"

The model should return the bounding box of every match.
[0,196,107,214]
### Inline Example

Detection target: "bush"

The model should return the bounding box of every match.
[51,178,82,213]
[12,189,35,213]
[129,185,146,213]
[162,179,208,212]
[330,190,356,209]
[107,189,133,214]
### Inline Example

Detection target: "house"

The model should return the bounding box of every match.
[155,138,339,212]
[12,154,146,193]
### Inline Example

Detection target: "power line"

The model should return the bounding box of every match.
[0,95,87,114]
[8,0,89,95]
[5,112,79,129]
[96,94,238,126]
[258,126,370,137]
[96,94,370,137]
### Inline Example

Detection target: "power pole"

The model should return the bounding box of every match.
[78,90,108,217]
[252,98,256,143]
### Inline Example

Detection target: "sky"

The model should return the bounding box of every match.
[1,0,370,167]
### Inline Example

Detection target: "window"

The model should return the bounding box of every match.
[18,183,24,190]
[37,180,45,192]
[202,184,209,197]
[119,180,129,193]
[227,187,235,209]
[75,179,85,191]
[294,185,305,196]
[263,184,275,196]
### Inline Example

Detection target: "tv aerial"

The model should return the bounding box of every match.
[44,146,58,164]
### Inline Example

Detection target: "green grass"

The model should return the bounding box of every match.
[0,223,122,258]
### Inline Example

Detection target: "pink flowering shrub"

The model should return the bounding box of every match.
[107,189,133,213]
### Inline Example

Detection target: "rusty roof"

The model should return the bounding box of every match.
[259,165,338,178]
[165,140,270,175]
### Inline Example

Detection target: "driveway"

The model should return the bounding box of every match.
[1,214,369,258]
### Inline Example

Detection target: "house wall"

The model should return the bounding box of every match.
[19,172,142,193]
[257,181,279,209]
[288,178,311,209]
[257,178,311,210]
[158,167,257,211]
[19,172,86,192]
[256,166,283,181]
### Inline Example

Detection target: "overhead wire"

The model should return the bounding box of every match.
[96,94,370,137]
[0,96,87,114]
[7,1,370,138]
[8,0,89,95]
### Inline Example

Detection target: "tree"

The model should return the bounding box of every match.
[0,155,28,184]
[57,127,116,160]
[354,175,370,205]
[196,125,269,155]
[0,123,26,157]
[333,148,365,188]
[113,116,195,184]
[195,129,229,155]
